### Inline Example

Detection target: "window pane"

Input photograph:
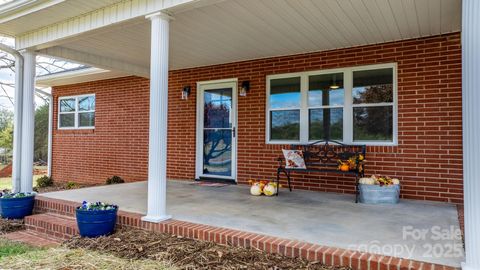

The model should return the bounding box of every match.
[353,106,393,141]
[79,96,95,111]
[270,110,300,140]
[353,68,393,104]
[269,77,301,109]
[60,99,75,112]
[204,88,232,128]
[309,73,344,107]
[203,129,232,176]
[59,114,74,128]
[309,108,343,141]
[79,112,95,127]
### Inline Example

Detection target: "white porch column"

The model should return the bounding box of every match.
[19,50,36,193]
[11,53,24,193]
[141,12,172,223]
[462,1,480,270]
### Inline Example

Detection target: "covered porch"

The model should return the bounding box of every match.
[41,180,463,267]
[0,0,479,269]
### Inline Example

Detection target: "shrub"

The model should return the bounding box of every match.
[36,176,54,188]
[106,176,125,185]
[66,182,77,190]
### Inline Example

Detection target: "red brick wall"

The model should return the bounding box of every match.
[52,32,462,203]
[52,77,150,184]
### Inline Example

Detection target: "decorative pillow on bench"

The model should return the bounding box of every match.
[282,149,306,169]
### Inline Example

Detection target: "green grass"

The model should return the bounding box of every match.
[0,239,173,270]
[0,239,38,258]
[0,175,46,190]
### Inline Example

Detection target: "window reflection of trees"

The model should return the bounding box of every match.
[203,102,232,175]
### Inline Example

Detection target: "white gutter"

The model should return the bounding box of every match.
[0,43,23,192]
[35,88,52,178]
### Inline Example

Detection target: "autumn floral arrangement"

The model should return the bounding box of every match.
[359,175,400,186]
[337,154,365,173]
[248,180,280,196]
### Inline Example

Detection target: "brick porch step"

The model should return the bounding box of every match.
[2,230,61,247]
[25,213,78,240]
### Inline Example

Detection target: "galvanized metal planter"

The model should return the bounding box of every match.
[359,184,400,204]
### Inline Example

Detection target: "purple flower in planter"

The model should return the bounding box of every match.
[77,201,117,211]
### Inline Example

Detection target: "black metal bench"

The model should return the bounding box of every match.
[276,140,366,203]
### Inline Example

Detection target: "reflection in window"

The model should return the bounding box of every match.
[203,129,232,176]
[269,77,301,109]
[270,110,300,140]
[308,73,344,140]
[309,108,343,141]
[58,94,95,129]
[267,64,396,144]
[60,99,75,112]
[353,106,393,141]
[352,68,394,142]
[353,68,393,104]
[309,73,344,107]
[204,88,232,129]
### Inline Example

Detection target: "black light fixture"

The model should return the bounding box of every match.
[240,81,250,96]
[182,86,191,100]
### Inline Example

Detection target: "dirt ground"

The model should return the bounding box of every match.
[0,219,24,235]
[65,229,350,270]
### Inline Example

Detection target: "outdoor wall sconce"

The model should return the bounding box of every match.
[182,86,191,100]
[240,81,250,96]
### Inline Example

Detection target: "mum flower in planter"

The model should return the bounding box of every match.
[76,201,118,238]
[0,190,36,219]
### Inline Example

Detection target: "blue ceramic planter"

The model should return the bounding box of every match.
[0,195,35,219]
[76,207,118,237]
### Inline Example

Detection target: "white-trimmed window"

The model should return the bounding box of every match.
[58,94,95,129]
[266,63,397,145]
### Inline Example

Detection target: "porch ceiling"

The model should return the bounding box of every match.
[38,0,461,74]
[0,0,123,36]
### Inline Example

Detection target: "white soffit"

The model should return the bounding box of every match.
[35,67,129,87]
[0,0,123,36]
[50,0,461,71]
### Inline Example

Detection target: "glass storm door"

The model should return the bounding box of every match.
[196,80,237,180]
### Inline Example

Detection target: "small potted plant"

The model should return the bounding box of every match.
[358,175,400,204]
[76,201,118,237]
[0,191,36,219]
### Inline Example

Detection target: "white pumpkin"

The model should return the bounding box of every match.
[359,177,375,185]
[250,184,263,196]
[392,178,400,185]
[263,183,277,196]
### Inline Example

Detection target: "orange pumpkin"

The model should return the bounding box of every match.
[340,163,350,172]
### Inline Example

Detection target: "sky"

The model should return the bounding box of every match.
[0,36,85,111]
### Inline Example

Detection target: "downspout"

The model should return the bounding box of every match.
[0,43,23,193]
[35,88,52,177]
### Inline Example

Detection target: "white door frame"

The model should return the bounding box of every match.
[195,78,238,181]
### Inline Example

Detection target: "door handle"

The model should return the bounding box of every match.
[232,127,236,138]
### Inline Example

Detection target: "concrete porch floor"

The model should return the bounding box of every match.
[42,180,464,267]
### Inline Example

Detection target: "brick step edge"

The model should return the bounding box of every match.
[25,213,78,240]
[2,230,61,247]
[33,196,458,270]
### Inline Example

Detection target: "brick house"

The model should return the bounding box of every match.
[1,0,479,269]
[43,33,463,204]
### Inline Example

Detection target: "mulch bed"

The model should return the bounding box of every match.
[65,229,350,270]
[0,218,24,235]
[34,183,94,193]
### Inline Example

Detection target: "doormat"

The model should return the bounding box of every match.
[190,181,229,187]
